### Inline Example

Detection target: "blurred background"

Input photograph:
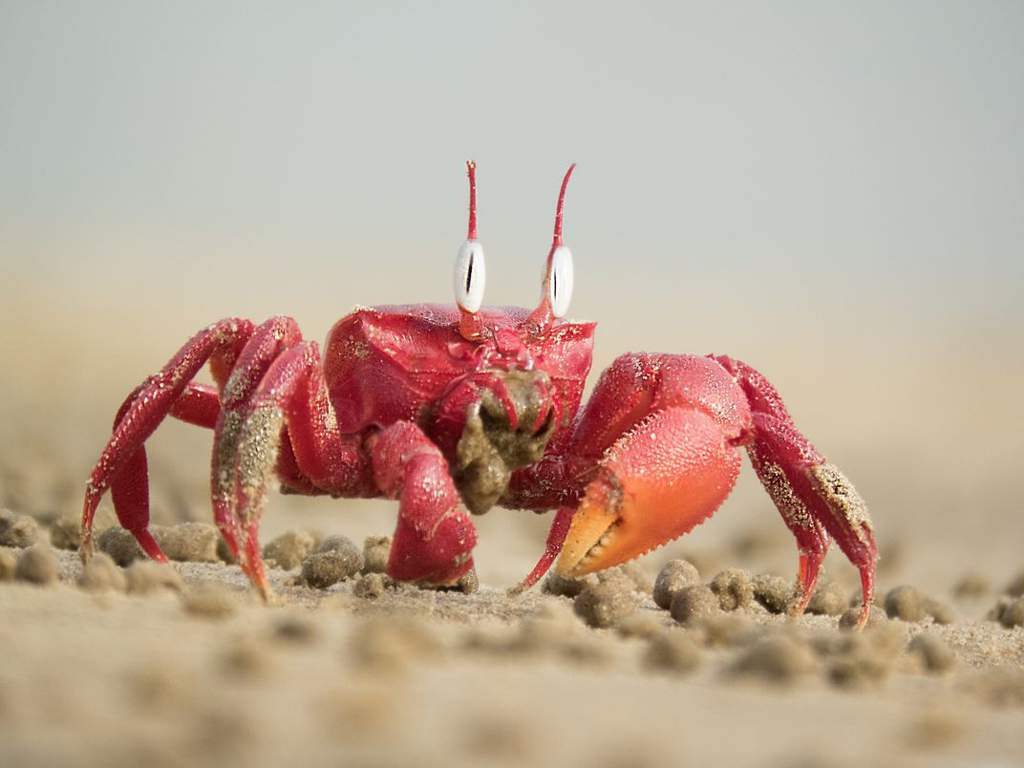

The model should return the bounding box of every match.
[2,1,1022,587]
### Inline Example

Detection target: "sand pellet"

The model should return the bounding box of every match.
[839,605,887,631]
[807,581,848,616]
[653,559,701,609]
[302,552,361,589]
[574,581,638,628]
[78,552,126,592]
[0,509,39,548]
[543,572,597,598]
[998,598,1024,628]
[48,517,81,550]
[154,523,220,563]
[923,597,955,625]
[262,530,316,570]
[752,574,792,614]
[0,548,15,580]
[644,630,701,674]
[670,584,721,625]
[909,633,956,674]
[96,527,144,566]
[709,569,753,611]
[125,561,184,595]
[885,585,926,622]
[14,544,58,585]
[952,572,991,599]
[354,572,395,599]
[601,563,652,594]
[182,583,237,619]
[730,636,816,685]
[361,536,391,574]
[1005,571,1024,598]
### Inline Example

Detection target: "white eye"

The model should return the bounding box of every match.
[548,245,574,318]
[454,240,486,313]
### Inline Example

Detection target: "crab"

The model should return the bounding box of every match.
[81,161,878,626]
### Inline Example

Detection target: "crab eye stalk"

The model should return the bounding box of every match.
[456,161,487,339]
[454,239,486,313]
[529,163,577,327]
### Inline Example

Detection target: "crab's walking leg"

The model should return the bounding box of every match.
[510,505,574,594]
[714,356,877,627]
[208,317,305,591]
[221,340,372,597]
[82,318,255,559]
[371,422,478,585]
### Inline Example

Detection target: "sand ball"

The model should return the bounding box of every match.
[49,516,82,551]
[0,509,39,548]
[807,581,848,616]
[952,572,991,599]
[839,605,887,631]
[752,574,793,614]
[669,584,721,625]
[14,544,58,585]
[78,552,126,592]
[262,530,316,570]
[923,597,956,625]
[125,561,183,595]
[97,527,145,566]
[909,633,956,674]
[885,585,926,622]
[999,598,1024,629]
[354,572,395,599]
[574,581,638,628]
[302,535,363,589]
[709,568,753,611]
[653,559,701,609]
[361,536,391,574]
[543,572,597,598]
[1005,570,1024,598]
[153,523,219,563]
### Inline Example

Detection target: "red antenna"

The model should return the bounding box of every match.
[552,163,576,246]
[466,160,478,240]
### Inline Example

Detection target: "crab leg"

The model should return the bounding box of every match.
[220,340,372,597]
[714,355,877,626]
[370,421,478,585]
[82,318,255,559]
[207,317,305,595]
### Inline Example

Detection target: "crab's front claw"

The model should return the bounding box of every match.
[557,407,742,577]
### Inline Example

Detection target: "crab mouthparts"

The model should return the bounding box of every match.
[452,371,556,515]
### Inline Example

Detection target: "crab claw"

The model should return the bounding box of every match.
[556,407,742,577]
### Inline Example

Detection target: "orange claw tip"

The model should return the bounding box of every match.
[557,407,743,578]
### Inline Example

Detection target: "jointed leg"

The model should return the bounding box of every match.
[215,339,373,596]
[82,318,255,558]
[371,421,478,585]
[714,355,877,627]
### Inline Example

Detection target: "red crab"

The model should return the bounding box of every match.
[81,162,877,626]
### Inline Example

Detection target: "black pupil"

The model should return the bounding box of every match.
[552,269,558,299]
[465,253,474,294]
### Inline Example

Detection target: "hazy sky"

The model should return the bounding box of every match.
[2,1,1022,328]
